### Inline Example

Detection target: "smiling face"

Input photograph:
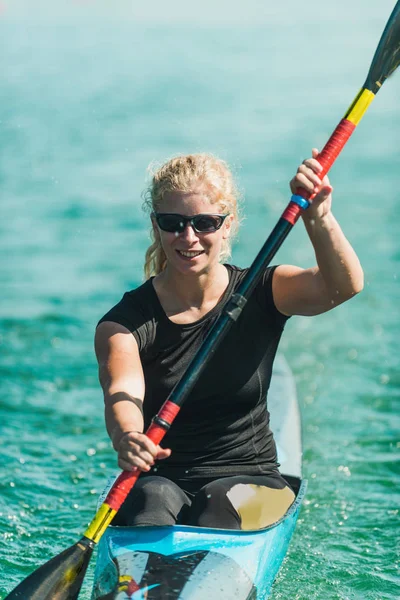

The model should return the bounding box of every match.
[143,153,240,280]
[152,187,233,276]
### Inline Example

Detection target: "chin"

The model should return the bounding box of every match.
[172,258,214,276]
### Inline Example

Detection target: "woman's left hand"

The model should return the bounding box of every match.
[290,148,333,221]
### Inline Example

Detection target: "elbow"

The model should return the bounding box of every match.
[352,268,364,295]
[353,280,364,295]
[345,270,364,301]
[333,271,364,306]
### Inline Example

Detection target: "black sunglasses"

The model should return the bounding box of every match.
[153,212,229,234]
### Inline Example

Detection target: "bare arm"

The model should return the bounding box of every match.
[273,149,364,317]
[95,321,171,471]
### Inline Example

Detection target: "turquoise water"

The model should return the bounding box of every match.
[1,0,399,598]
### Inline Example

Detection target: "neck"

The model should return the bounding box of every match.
[154,263,228,311]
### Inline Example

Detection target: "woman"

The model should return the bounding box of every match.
[95,150,363,530]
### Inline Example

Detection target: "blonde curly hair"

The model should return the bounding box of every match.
[142,153,240,279]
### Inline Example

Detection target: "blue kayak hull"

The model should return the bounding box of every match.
[92,477,306,599]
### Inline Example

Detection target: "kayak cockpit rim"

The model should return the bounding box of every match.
[105,475,307,536]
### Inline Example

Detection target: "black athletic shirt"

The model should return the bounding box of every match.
[98,265,290,479]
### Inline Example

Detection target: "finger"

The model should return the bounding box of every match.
[312,148,319,158]
[321,173,331,187]
[157,447,172,460]
[298,164,322,187]
[133,434,160,458]
[118,457,140,472]
[119,440,155,465]
[138,450,156,465]
[302,158,323,175]
[123,432,159,458]
[123,453,152,471]
[293,172,316,194]
[317,185,333,197]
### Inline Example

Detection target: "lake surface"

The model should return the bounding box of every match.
[1,1,399,598]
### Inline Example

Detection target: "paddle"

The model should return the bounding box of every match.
[6,2,400,598]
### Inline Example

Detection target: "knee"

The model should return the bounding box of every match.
[136,476,184,508]
[195,481,229,508]
[188,480,241,529]
[113,476,188,527]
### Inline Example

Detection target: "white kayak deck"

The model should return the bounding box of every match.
[269,355,302,478]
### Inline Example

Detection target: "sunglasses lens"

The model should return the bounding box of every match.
[193,215,223,232]
[155,213,225,233]
[156,215,185,233]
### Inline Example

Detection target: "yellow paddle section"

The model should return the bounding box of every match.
[84,503,117,544]
[344,88,375,125]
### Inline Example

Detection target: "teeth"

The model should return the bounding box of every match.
[179,250,203,257]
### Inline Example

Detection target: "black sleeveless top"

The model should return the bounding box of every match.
[98,265,289,479]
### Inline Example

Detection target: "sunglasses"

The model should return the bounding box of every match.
[153,212,229,234]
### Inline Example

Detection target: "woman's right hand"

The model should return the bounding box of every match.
[117,431,171,472]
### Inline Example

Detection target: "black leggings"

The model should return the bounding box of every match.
[113,473,294,530]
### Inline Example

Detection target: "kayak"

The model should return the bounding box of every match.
[91,355,306,599]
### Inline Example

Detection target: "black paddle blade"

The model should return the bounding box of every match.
[5,538,93,600]
[364,0,400,93]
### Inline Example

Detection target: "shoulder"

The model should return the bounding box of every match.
[97,279,157,351]
[224,263,246,282]
[225,263,280,291]
[95,320,140,359]
[98,280,153,326]
[119,279,155,312]
[225,263,289,327]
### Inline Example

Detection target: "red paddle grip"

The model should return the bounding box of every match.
[283,118,356,225]
[302,118,356,201]
[105,469,141,511]
[104,401,181,511]
[281,202,303,225]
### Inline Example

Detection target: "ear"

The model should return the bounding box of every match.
[222,214,235,240]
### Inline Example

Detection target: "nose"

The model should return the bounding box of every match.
[180,221,199,241]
